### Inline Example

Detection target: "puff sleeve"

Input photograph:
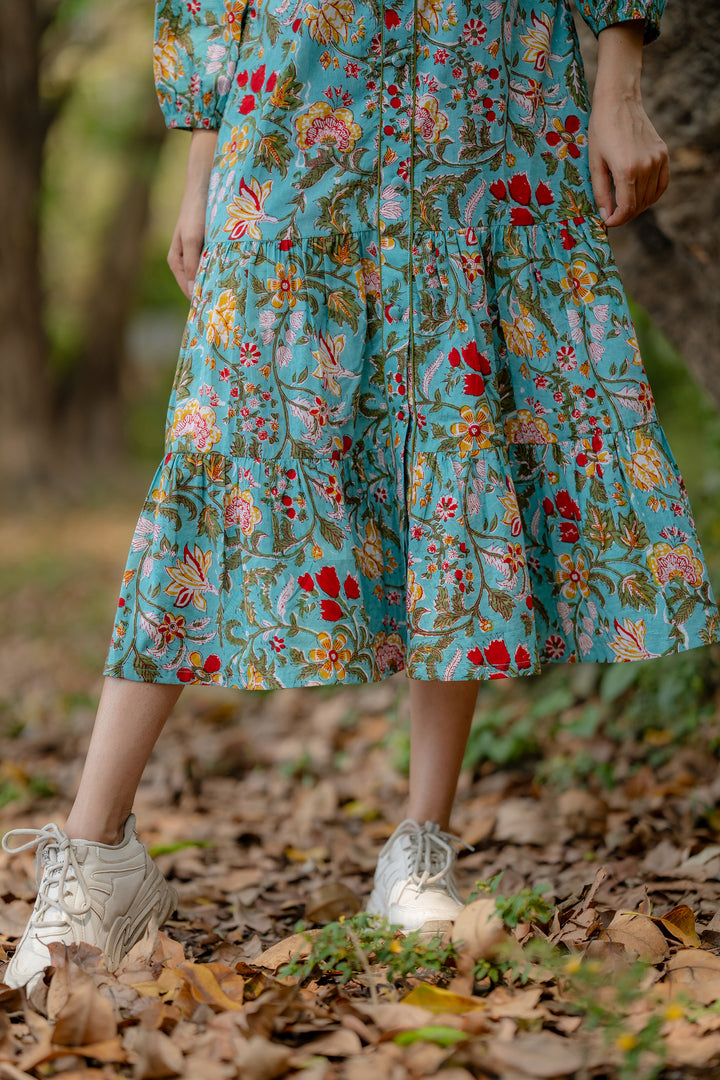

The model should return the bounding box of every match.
[153,0,248,129]
[575,0,666,44]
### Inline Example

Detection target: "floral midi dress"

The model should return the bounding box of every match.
[105,0,720,688]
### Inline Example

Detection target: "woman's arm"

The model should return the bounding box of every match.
[167,129,218,299]
[588,21,669,227]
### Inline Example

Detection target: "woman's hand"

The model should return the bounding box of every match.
[588,22,669,227]
[167,130,219,299]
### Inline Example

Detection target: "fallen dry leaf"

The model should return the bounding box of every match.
[452,898,508,966]
[402,984,485,1014]
[665,948,720,1004]
[602,911,668,962]
[253,929,321,971]
[484,1030,586,1077]
[124,1024,184,1079]
[304,881,361,922]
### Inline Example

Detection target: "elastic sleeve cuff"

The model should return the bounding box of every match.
[577,1,665,44]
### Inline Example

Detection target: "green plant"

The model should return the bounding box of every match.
[278,912,457,986]
[468,873,555,928]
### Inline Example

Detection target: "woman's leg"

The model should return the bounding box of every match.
[64,677,183,844]
[406,678,480,831]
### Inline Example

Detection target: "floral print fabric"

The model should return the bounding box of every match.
[106,0,720,688]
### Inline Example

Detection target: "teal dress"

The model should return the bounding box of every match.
[105,0,720,688]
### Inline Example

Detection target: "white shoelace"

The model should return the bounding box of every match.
[2,824,92,927]
[396,820,473,889]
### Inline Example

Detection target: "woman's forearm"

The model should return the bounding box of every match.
[594,21,645,100]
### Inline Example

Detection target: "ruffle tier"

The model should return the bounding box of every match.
[105,215,720,687]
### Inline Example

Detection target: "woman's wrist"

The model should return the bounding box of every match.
[594,21,645,101]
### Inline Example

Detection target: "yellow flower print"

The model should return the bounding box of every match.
[504,408,557,445]
[620,429,670,492]
[224,487,262,535]
[206,290,237,348]
[295,102,363,152]
[417,0,442,34]
[164,544,215,611]
[170,399,222,452]
[520,10,553,73]
[153,19,180,85]
[311,328,348,395]
[225,177,278,241]
[498,483,522,537]
[501,305,536,357]
[267,261,303,309]
[309,630,352,679]
[410,452,427,506]
[304,0,355,45]
[246,663,265,689]
[560,259,598,306]
[223,0,249,40]
[353,519,384,579]
[647,542,704,588]
[406,567,424,613]
[220,124,251,168]
[556,552,590,600]
[451,405,494,457]
[414,94,449,144]
[607,617,657,662]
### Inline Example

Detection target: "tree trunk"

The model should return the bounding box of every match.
[0,0,51,497]
[576,4,720,406]
[56,94,167,468]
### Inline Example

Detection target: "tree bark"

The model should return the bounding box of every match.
[57,94,167,467]
[0,0,51,497]
[576,3,720,406]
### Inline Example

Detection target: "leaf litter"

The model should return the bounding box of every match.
[1,504,720,1077]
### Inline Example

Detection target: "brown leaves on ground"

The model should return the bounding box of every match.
[2,505,720,1078]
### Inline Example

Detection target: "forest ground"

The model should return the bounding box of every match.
[2,496,720,1079]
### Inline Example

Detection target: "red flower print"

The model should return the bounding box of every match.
[555,490,581,520]
[484,639,511,668]
[177,668,195,683]
[449,348,462,367]
[542,496,555,516]
[511,207,535,226]
[316,565,341,597]
[508,173,532,205]
[464,373,485,395]
[467,647,484,665]
[344,574,360,599]
[251,65,266,92]
[489,179,507,200]
[515,644,532,670]
[204,654,222,673]
[560,227,577,250]
[463,341,491,374]
[320,598,343,620]
[298,573,315,591]
[535,181,554,206]
[544,635,566,659]
[559,522,580,543]
[384,7,400,29]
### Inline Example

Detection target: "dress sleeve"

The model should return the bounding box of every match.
[575,0,666,44]
[153,0,247,130]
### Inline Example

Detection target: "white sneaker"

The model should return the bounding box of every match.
[365,819,471,932]
[1,813,177,992]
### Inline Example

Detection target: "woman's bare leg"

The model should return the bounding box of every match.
[406,678,480,832]
[64,677,183,844]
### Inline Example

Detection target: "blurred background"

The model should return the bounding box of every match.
[0,0,719,825]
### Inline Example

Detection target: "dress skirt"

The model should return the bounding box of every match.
[105,0,720,687]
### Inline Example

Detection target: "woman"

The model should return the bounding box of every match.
[3,0,718,992]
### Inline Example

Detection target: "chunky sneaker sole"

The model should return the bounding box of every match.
[2,814,178,990]
[365,818,470,933]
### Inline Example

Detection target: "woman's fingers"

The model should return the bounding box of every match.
[182,229,204,298]
[589,150,614,223]
[167,224,189,297]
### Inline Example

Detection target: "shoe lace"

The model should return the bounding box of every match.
[402,821,473,889]
[2,824,92,925]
